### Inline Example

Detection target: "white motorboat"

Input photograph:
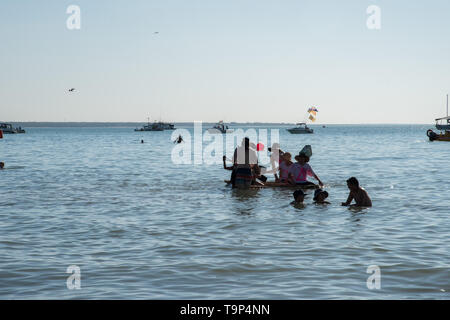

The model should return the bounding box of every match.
[0,123,26,134]
[286,123,314,134]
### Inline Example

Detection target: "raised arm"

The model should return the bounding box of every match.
[223,156,233,170]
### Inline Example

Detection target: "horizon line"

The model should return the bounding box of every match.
[2,121,434,125]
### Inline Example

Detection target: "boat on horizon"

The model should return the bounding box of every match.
[287,107,318,134]
[427,94,450,141]
[134,118,164,132]
[0,123,26,134]
[208,121,233,134]
[286,123,314,134]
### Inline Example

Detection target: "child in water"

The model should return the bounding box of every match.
[288,153,324,187]
[313,189,330,205]
[291,189,306,205]
[278,152,293,183]
[341,177,372,207]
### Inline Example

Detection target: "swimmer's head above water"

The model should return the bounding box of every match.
[293,189,305,203]
[0,162,4,169]
[313,189,329,203]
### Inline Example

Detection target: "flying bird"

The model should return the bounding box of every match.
[68,88,75,92]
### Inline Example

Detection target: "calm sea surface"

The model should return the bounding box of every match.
[0,124,449,299]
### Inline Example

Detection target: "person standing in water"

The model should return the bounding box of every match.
[341,177,372,207]
[230,137,260,187]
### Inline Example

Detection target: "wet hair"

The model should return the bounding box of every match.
[346,177,359,186]
[293,189,305,200]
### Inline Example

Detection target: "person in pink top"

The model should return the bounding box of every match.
[278,152,293,183]
[288,152,324,187]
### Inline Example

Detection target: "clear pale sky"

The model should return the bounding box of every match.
[1,0,449,123]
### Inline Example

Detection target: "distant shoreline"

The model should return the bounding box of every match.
[2,122,433,128]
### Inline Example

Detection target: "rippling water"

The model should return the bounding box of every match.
[0,124,449,299]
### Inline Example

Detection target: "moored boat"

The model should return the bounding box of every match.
[427,129,450,141]
[134,118,164,131]
[287,107,318,134]
[0,123,25,134]
[286,123,314,134]
[427,95,450,141]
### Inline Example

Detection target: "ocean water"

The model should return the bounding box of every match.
[0,124,449,299]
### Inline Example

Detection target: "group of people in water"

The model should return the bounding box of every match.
[291,177,372,207]
[223,138,372,207]
[2,133,372,207]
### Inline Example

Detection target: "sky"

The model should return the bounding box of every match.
[1,0,450,124]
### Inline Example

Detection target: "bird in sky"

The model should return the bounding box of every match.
[68,88,75,92]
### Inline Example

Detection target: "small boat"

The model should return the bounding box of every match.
[208,121,233,134]
[0,123,25,134]
[287,123,314,134]
[427,95,450,141]
[134,118,164,131]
